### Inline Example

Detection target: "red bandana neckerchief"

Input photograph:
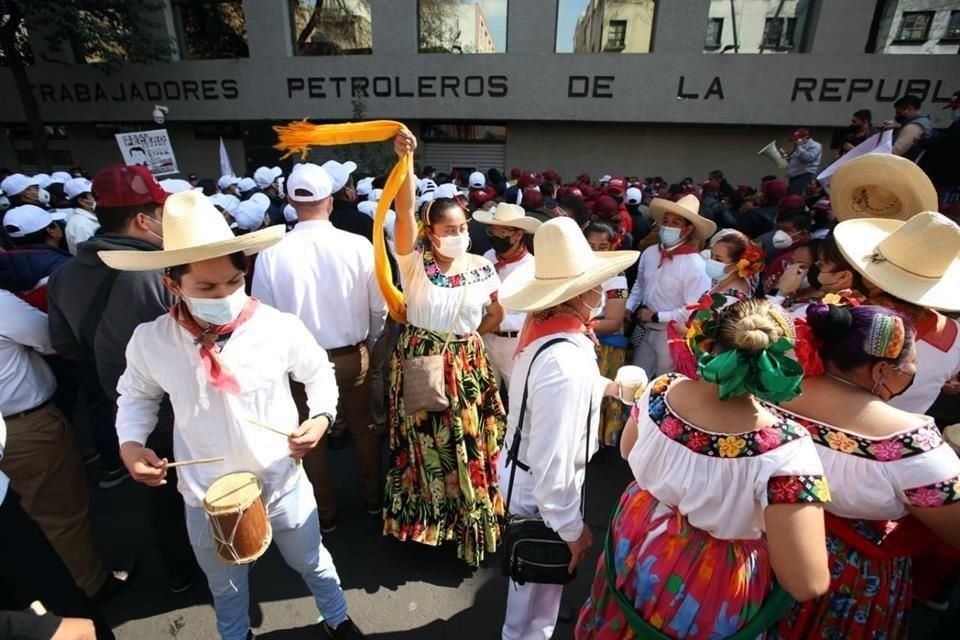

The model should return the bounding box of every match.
[514,312,597,357]
[170,297,260,394]
[494,244,528,271]
[658,242,699,267]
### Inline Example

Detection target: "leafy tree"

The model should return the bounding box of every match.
[294,0,372,56]
[0,0,172,170]
[418,0,465,53]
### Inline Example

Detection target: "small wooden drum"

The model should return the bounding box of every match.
[203,472,271,565]
[945,424,960,455]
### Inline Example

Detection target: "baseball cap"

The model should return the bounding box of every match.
[249,192,271,210]
[605,176,627,196]
[50,171,73,184]
[33,173,53,189]
[320,160,357,193]
[521,189,544,210]
[283,204,298,223]
[509,168,522,180]
[65,177,93,200]
[517,172,540,189]
[159,178,197,194]
[3,204,54,237]
[253,166,283,189]
[233,199,268,231]
[700,179,721,194]
[599,174,612,184]
[593,195,619,218]
[217,175,241,191]
[286,163,333,202]
[237,177,258,193]
[468,171,486,189]
[1,173,41,197]
[209,193,240,215]
[790,128,810,142]
[777,194,807,215]
[624,187,643,206]
[435,183,460,199]
[542,170,561,184]
[418,178,437,194]
[92,164,169,208]
[356,177,374,198]
[470,187,496,208]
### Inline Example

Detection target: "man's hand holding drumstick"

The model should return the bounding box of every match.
[120,441,168,487]
[287,415,330,460]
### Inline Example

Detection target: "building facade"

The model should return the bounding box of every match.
[0,0,956,186]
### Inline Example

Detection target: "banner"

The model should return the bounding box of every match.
[115,129,179,176]
[818,129,893,191]
[219,136,234,178]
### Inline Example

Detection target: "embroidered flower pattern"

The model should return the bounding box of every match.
[423,249,495,288]
[904,475,960,508]
[767,474,831,504]
[606,288,629,300]
[825,431,859,454]
[648,374,808,458]
[789,413,943,461]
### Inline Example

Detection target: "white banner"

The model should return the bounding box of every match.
[219,136,234,178]
[114,129,179,176]
[818,129,893,191]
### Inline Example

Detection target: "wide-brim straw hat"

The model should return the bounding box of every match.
[650,194,717,242]
[834,211,960,311]
[499,217,638,312]
[831,154,938,222]
[99,190,284,271]
[471,203,542,234]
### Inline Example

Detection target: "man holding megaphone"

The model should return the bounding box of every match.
[780,128,822,196]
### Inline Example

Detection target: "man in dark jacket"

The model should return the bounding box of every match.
[45,164,197,592]
[919,89,960,199]
[0,205,69,311]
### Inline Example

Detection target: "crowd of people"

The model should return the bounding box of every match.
[0,91,959,640]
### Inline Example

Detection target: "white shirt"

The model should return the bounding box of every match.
[483,248,532,333]
[65,208,100,254]
[0,290,57,416]
[252,219,387,349]
[115,305,338,508]
[0,414,8,506]
[890,326,960,415]
[626,246,711,325]
[504,333,606,542]
[397,246,500,335]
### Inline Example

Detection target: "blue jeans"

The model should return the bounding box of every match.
[185,472,348,640]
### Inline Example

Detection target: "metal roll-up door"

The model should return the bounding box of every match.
[421,143,505,174]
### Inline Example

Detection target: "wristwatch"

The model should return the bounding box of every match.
[310,412,335,426]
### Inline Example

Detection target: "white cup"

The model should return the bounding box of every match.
[615,365,649,405]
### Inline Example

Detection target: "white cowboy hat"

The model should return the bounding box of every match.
[471,203,542,234]
[831,154,938,222]
[650,194,717,242]
[499,217,638,312]
[98,190,284,271]
[834,211,960,311]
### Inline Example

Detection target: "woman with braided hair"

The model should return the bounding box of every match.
[577,298,831,640]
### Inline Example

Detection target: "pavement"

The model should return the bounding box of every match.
[87,440,957,639]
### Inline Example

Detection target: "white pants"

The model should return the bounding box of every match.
[499,456,564,640]
[484,334,519,390]
[631,326,672,377]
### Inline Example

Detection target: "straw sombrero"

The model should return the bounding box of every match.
[471,203,541,234]
[650,195,717,242]
[98,190,284,271]
[499,217,638,312]
[831,155,938,222]
[834,211,960,311]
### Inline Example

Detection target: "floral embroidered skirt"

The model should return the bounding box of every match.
[576,482,773,640]
[596,342,628,447]
[769,520,911,640]
[383,323,506,567]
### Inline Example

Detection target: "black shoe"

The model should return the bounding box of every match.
[98,466,130,489]
[557,601,577,624]
[322,618,364,638]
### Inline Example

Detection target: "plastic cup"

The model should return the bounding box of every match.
[615,365,648,405]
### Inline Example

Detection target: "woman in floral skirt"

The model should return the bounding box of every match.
[382,131,507,567]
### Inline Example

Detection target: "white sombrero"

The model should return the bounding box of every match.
[471,203,542,234]
[831,154,938,222]
[650,194,717,242]
[499,217,638,312]
[834,211,960,312]
[98,190,284,271]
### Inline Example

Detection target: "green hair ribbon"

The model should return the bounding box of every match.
[697,337,804,403]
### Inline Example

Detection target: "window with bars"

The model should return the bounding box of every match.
[895,11,933,42]
[606,20,627,50]
[762,17,797,49]
[705,17,723,48]
[944,10,960,41]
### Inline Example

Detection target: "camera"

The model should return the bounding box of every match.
[152,105,169,125]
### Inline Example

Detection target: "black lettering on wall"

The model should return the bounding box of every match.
[904,79,930,102]
[876,79,902,102]
[37,84,54,102]
[221,79,239,99]
[676,76,698,100]
[330,77,347,98]
[394,76,414,98]
[593,75,615,99]
[489,75,508,97]
[129,84,144,100]
[464,75,484,97]
[846,78,873,102]
[704,76,723,100]
[440,76,460,97]
[373,76,392,97]
[94,84,109,102]
[163,81,181,100]
[568,76,589,98]
[201,80,218,100]
[287,77,305,98]
[418,76,437,97]
[59,85,74,102]
[144,81,162,101]
[308,77,326,98]
[74,84,91,103]
[351,77,369,97]
[818,77,844,102]
[183,80,200,101]
[791,78,817,101]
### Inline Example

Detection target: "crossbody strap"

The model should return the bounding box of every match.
[505,337,593,520]
[440,285,468,353]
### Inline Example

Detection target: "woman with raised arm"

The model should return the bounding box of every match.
[383,130,507,567]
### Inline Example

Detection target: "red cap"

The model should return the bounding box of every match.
[763,179,788,202]
[593,195,619,218]
[701,179,721,193]
[790,128,810,142]
[605,176,627,196]
[777,194,807,215]
[566,187,584,199]
[470,187,496,208]
[510,168,522,179]
[93,164,168,208]
[943,90,960,110]
[812,198,831,211]
[581,185,598,200]
[521,189,544,210]
[576,173,591,184]
[542,170,561,184]
[518,172,540,189]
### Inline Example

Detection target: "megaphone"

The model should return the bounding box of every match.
[758,141,788,170]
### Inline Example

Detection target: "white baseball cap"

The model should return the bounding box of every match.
[159,178,198,194]
[50,171,73,184]
[1,173,41,197]
[435,183,459,199]
[3,204,54,237]
[321,160,357,193]
[253,166,283,189]
[469,171,486,189]
[217,175,241,191]
[417,191,436,209]
[356,177,374,198]
[599,174,612,183]
[209,193,240,215]
[625,187,643,206]
[249,192,271,210]
[283,204,298,223]
[65,178,93,200]
[286,163,333,202]
[418,178,437,194]
[237,177,258,193]
[233,199,268,231]
[33,173,53,189]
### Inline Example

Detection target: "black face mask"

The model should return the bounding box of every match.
[489,235,516,254]
[807,264,822,290]
[882,368,916,400]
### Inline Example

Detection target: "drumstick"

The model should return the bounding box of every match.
[244,418,292,437]
[164,456,225,469]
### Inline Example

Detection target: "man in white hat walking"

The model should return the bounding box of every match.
[107,191,364,639]
[63,178,99,254]
[472,203,541,389]
[253,166,285,226]
[252,163,386,533]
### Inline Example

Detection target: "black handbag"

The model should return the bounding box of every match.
[501,338,593,585]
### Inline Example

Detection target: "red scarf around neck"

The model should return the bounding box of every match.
[658,242,699,267]
[515,312,597,356]
[170,297,260,394]
[494,244,528,271]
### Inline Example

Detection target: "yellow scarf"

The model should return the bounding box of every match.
[273,119,411,322]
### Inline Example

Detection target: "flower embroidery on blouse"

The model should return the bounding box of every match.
[787,412,943,461]
[903,475,960,508]
[648,373,809,458]
[605,288,629,300]
[767,475,831,504]
[423,249,495,288]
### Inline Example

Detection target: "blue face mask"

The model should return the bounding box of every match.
[659,226,683,248]
[185,287,248,326]
[705,259,730,282]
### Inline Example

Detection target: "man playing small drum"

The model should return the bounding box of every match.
[105,191,364,639]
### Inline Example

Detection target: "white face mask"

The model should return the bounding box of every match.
[586,289,606,320]
[705,258,731,282]
[659,226,683,248]
[185,286,248,326]
[772,229,794,250]
[36,188,51,205]
[434,233,470,259]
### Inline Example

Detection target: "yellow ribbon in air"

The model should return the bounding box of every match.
[273,120,411,323]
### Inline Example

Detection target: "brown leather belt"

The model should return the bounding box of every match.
[327,342,363,357]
